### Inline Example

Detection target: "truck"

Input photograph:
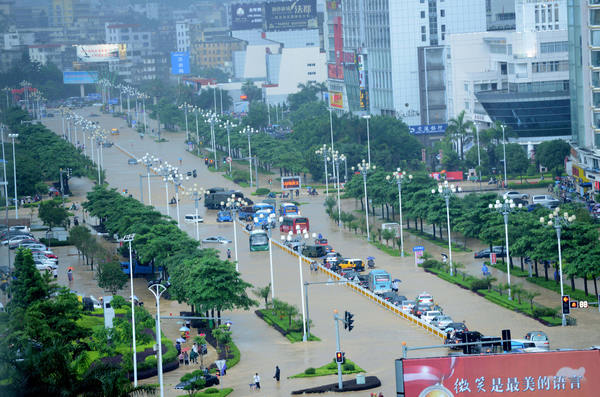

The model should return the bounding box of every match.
[204,189,247,209]
[368,269,392,295]
[121,261,155,277]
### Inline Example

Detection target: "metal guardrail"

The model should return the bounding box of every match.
[238,221,446,340]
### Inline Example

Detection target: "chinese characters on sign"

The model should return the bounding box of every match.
[451,375,582,394]
[282,176,301,191]
[170,52,190,75]
[409,124,448,135]
[264,0,318,31]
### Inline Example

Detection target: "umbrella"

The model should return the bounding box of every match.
[176,337,186,343]
[393,279,402,283]
[367,256,375,260]
[182,347,191,352]
[67,266,74,271]
[179,326,190,332]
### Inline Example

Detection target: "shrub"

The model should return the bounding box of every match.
[110,295,126,309]
[470,278,492,291]
[304,367,316,375]
[326,362,337,370]
[232,169,250,183]
[255,188,270,195]
[343,362,355,371]
[533,306,558,318]
[204,388,219,394]
[421,260,439,269]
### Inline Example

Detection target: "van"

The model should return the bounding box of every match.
[381,223,401,238]
[184,214,203,224]
[532,195,560,209]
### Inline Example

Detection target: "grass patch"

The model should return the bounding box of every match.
[506,180,553,189]
[290,359,365,378]
[489,261,530,277]
[525,276,598,302]
[226,341,241,369]
[477,289,562,326]
[405,229,470,252]
[185,388,233,397]
[425,266,475,290]
[368,240,407,257]
[258,309,320,343]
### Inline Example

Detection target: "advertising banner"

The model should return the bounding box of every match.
[328,64,344,80]
[282,176,301,191]
[264,0,317,31]
[76,44,126,63]
[398,350,600,396]
[409,124,448,135]
[63,71,99,85]
[431,171,464,181]
[329,91,344,109]
[231,3,264,30]
[359,89,369,110]
[171,52,190,75]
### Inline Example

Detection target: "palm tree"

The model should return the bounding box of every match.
[446,110,474,161]
[253,283,272,308]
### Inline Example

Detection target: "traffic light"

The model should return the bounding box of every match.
[193,169,197,178]
[344,310,354,331]
[343,311,348,329]
[570,300,578,309]
[562,295,570,315]
[501,329,511,352]
[335,351,345,364]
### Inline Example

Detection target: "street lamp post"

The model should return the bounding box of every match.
[282,228,311,342]
[185,185,204,241]
[179,103,190,143]
[363,115,372,165]
[206,113,219,170]
[147,279,170,397]
[328,108,337,185]
[122,234,138,386]
[315,144,330,197]
[330,151,345,227]
[222,120,237,175]
[240,126,257,187]
[256,212,277,299]
[154,163,173,217]
[193,107,200,156]
[431,180,461,276]
[225,196,246,272]
[501,124,508,188]
[169,172,188,227]
[8,133,18,219]
[352,160,376,241]
[139,154,157,206]
[489,196,522,300]
[386,169,412,257]
[540,208,576,327]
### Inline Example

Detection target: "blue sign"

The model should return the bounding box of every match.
[63,71,99,85]
[413,246,425,252]
[409,124,447,135]
[171,52,190,75]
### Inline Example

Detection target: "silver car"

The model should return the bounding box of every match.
[201,236,232,244]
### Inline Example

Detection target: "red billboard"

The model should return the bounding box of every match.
[398,350,600,396]
[431,171,464,181]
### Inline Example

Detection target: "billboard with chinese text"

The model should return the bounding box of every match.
[63,71,99,84]
[264,0,317,31]
[76,44,126,63]
[409,123,447,135]
[282,176,301,190]
[170,52,190,75]
[231,3,264,30]
[397,349,600,396]
[329,91,343,109]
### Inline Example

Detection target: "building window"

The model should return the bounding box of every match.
[421,11,425,18]
[440,9,445,17]
[422,34,426,42]
[421,26,426,33]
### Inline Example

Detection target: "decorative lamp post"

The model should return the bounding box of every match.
[501,124,508,188]
[221,120,237,175]
[329,151,345,227]
[240,126,257,187]
[351,160,376,241]
[386,169,412,257]
[147,279,171,397]
[122,233,138,386]
[362,114,372,165]
[315,144,330,196]
[431,180,461,276]
[179,102,190,143]
[8,133,18,219]
[256,212,277,298]
[168,172,188,227]
[139,153,158,205]
[283,228,312,342]
[154,163,173,217]
[225,195,247,272]
[489,196,522,300]
[184,184,204,241]
[540,208,576,327]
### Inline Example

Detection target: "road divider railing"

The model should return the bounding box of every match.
[237,220,445,341]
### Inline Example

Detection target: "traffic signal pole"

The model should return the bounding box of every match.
[333,311,343,390]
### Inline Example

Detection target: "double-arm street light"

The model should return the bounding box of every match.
[255,211,277,298]
[315,144,331,196]
[139,154,158,205]
[362,114,372,165]
[205,113,219,169]
[168,172,188,227]
[329,150,345,227]
[121,233,138,386]
[489,196,522,300]
[386,169,412,257]
[540,208,576,327]
[179,102,191,143]
[153,163,174,217]
[8,133,18,219]
[431,180,461,276]
[220,120,237,175]
[352,160,376,241]
[184,184,205,241]
[240,126,257,187]
[148,279,171,397]
[225,195,247,272]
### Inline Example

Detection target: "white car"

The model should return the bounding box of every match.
[504,191,528,201]
[401,300,416,313]
[531,195,560,209]
[525,331,550,350]
[184,214,204,224]
[416,292,434,304]
[35,261,58,271]
[9,225,30,233]
[32,252,57,264]
[422,310,443,324]
[430,315,453,329]
[20,243,47,251]
[5,235,35,248]
[202,236,232,244]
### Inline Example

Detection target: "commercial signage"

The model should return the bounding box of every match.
[396,349,600,396]
[329,91,344,109]
[282,176,301,191]
[431,171,464,181]
[231,3,264,30]
[63,71,99,85]
[264,0,318,31]
[76,44,126,63]
[491,252,497,264]
[409,123,448,135]
[328,64,344,80]
[359,89,369,110]
[170,51,190,75]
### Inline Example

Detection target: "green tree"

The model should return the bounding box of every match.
[96,261,128,295]
[446,110,474,160]
[38,199,69,230]
[8,248,49,310]
[536,139,570,176]
[242,80,262,102]
[211,325,233,356]
[253,283,272,308]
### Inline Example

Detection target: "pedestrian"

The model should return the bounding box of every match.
[176,341,181,355]
[178,352,184,364]
[254,373,261,390]
[227,248,231,260]
[273,365,280,381]
[179,157,183,165]
[67,268,73,283]
[554,268,559,284]
[222,362,227,375]
[52,268,58,279]
[190,349,197,364]
[184,351,189,365]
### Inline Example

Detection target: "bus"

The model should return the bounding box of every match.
[280,215,309,234]
[249,230,269,251]
[279,202,299,216]
[253,202,275,215]
[253,210,275,228]
[368,270,392,295]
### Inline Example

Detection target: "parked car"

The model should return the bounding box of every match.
[9,225,30,233]
[184,214,204,224]
[175,373,219,389]
[422,310,443,324]
[127,158,138,165]
[444,322,468,334]
[201,236,231,244]
[5,236,36,248]
[19,243,47,251]
[401,300,416,313]
[35,261,58,271]
[531,195,560,209]
[32,252,57,264]
[411,302,434,318]
[216,210,232,222]
[504,191,528,201]
[474,246,506,259]
[430,315,453,329]
[416,292,434,304]
[524,331,550,350]
[314,238,328,246]
[302,244,327,258]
